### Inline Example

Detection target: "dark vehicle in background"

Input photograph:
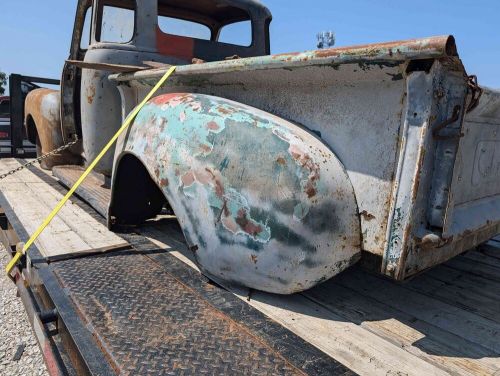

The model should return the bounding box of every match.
[0,96,9,117]
[0,76,47,157]
[0,96,11,155]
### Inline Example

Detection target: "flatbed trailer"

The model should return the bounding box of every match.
[1,157,500,375]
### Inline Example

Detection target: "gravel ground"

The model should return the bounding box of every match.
[0,244,48,376]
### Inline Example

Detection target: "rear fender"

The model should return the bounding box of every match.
[110,93,361,294]
[24,88,81,168]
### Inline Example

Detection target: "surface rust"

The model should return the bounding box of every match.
[52,252,310,375]
[111,93,361,294]
[24,88,81,169]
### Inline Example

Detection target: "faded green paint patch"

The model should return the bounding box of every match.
[128,95,329,242]
[130,94,277,243]
[116,92,360,294]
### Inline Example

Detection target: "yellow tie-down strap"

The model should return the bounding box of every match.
[6,66,177,277]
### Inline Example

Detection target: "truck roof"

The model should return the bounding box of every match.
[158,0,271,25]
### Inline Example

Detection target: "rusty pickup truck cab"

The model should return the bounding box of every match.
[25,0,500,294]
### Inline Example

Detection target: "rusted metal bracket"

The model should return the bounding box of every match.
[466,75,483,113]
[432,105,462,140]
[432,75,482,141]
[66,60,148,73]
[142,61,174,69]
[418,233,453,250]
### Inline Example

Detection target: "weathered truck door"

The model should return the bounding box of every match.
[60,0,92,144]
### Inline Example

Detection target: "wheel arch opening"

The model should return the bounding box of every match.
[109,153,173,229]
[25,114,38,145]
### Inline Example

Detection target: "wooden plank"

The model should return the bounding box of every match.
[138,219,199,273]
[2,181,116,257]
[445,256,500,283]
[28,161,53,177]
[461,250,500,270]
[230,287,449,376]
[148,217,187,244]
[0,159,127,259]
[306,281,500,375]
[1,182,91,253]
[426,265,500,301]
[27,180,120,249]
[335,268,500,354]
[52,165,110,218]
[142,61,173,69]
[478,243,500,261]
[404,272,500,323]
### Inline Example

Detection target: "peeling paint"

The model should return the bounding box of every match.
[108,32,500,288]
[114,93,360,294]
[86,85,96,105]
[24,88,81,169]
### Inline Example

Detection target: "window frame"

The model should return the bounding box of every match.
[216,19,254,48]
[157,14,213,42]
[79,5,93,51]
[156,2,255,48]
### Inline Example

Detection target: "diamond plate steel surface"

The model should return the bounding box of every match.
[52,251,306,375]
[25,163,353,376]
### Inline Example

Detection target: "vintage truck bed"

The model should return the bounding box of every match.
[109,36,500,285]
[1,158,500,375]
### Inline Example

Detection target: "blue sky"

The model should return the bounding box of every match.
[1,0,499,88]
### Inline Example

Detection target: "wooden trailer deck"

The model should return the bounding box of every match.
[1,158,499,375]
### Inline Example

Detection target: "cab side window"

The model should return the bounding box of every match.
[99,4,135,43]
[218,21,252,47]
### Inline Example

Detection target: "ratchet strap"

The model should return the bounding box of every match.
[6,66,177,277]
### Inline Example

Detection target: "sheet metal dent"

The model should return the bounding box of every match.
[114,93,361,294]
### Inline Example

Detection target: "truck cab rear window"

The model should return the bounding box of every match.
[158,16,211,40]
[100,4,135,43]
[218,21,252,47]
